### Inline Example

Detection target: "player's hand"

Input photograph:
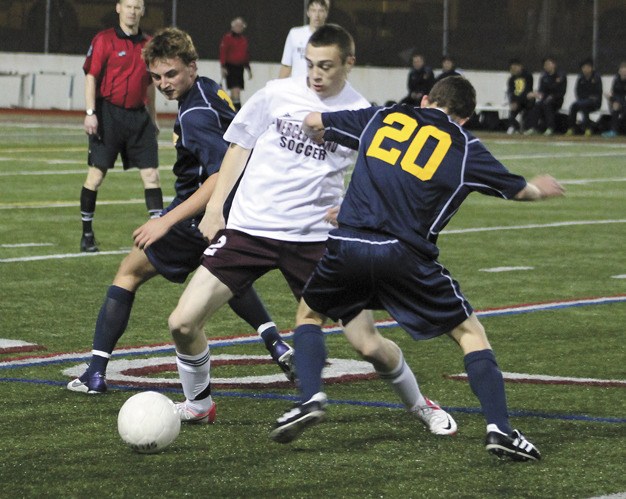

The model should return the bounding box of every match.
[529,175,565,199]
[198,210,225,242]
[324,205,340,227]
[84,114,99,137]
[132,217,170,250]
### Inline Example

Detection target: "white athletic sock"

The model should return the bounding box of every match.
[377,354,427,411]
[176,346,211,407]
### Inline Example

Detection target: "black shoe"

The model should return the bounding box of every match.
[485,428,541,461]
[269,392,327,444]
[80,233,99,253]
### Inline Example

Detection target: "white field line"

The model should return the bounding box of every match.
[2,219,625,263]
[0,250,129,263]
[0,163,174,176]
[443,218,626,235]
[499,151,626,160]
[0,196,174,210]
[1,243,54,248]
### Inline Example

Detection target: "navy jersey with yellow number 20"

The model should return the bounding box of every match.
[322,105,527,259]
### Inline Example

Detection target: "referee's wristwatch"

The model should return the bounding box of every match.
[86,108,95,116]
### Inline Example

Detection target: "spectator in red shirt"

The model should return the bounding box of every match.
[80,0,162,252]
[219,17,252,110]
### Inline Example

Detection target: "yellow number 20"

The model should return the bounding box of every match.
[366,112,451,181]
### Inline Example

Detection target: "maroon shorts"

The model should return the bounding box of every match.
[201,229,326,299]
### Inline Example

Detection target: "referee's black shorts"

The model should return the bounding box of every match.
[88,99,158,170]
[224,64,245,90]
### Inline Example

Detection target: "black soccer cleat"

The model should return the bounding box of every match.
[269,392,327,444]
[485,428,541,461]
[80,233,99,253]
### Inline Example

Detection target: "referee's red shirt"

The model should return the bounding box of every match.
[83,26,152,109]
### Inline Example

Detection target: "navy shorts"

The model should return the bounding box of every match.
[88,99,159,170]
[201,229,325,299]
[144,209,206,284]
[303,228,473,340]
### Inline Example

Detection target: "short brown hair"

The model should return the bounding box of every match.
[428,75,476,119]
[142,27,198,66]
[307,23,354,63]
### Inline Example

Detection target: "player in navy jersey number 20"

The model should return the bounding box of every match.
[271,76,565,461]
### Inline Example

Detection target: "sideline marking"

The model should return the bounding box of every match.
[2,294,625,370]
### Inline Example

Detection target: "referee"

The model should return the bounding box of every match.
[80,0,162,252]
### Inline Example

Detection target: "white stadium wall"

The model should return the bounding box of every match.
[0,52,613,114]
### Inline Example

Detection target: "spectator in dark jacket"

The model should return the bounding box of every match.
[566,58,603,136]
[525,56,567,136]
[434,55,461,83]
[399,52,435,106]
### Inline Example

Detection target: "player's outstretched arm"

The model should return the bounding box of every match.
[514,174,565,201]
[303,112,325,144]
[133,173,219,249]
[200,143,252,241]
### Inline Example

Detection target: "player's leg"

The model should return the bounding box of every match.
[448,314,540,461]
[67,247,159,394]
[269,298,328,444]
[168,266,233,423]
[228,289,294,380]
[566,100,580,134]
[342,311,456,435]
[80,166,106,252]
[138,167,163,219]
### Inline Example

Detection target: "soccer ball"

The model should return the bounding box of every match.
[117,391,181,454]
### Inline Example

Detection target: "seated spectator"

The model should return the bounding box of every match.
[566,58,602,137]
[434,55,461,83]
[506,58,534,134]
[602,61,626,138]
[399,52,435,106]
[524,56,567,136]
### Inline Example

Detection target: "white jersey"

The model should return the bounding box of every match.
[224,77,370,242]
[280,25,314,79]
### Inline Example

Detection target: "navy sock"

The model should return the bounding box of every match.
[258,324,282,351]
[293,324,326,402]
[88,285,135,374]
[464,349,512,434]
[228,287,272,332]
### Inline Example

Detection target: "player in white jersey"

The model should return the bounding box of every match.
[279,0,329,79]
[167,25,458,437]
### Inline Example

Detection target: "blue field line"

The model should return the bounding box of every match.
[1,377,624,424]
[3,294,626,371]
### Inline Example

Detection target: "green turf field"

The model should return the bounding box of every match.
[0,119,625,498]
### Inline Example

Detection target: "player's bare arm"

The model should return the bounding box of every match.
[199,143,252,241]
[133,173,219,249]
[84,74,98,136]
[514,174,565,201]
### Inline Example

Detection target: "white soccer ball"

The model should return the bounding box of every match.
[117,391,181,454]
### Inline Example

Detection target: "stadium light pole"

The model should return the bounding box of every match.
[44,0,51,53]
[442,0,449,56]
[592,0,598,65]
[172,0,178,27]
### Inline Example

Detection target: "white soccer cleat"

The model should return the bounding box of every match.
[413,397,457,435]
[175,399,216,424]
